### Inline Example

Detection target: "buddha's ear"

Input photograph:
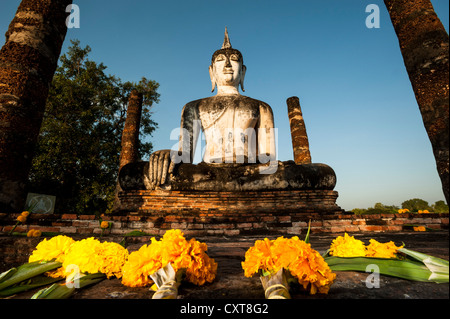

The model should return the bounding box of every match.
[240,64,247,92]
[209,65,216,93]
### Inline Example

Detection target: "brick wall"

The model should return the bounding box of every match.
[1,211,448,237]
[117,189,343,215]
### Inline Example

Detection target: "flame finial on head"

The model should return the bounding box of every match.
[222,27,232,49]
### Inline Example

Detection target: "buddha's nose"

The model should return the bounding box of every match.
[224,57,232,68]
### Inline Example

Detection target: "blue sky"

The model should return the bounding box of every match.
[1,0,448,210]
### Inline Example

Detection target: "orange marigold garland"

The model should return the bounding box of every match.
[121,229,217,290]
[242,236,336,295]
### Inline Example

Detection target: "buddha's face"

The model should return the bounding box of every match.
[212,52,242,87]
[209,50,246,93]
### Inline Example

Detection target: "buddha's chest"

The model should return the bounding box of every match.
[198,101,259,131]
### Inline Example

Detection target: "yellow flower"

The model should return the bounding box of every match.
[96,241,129,279]
[29,235,75,263]
[100,221,110,229]
[121,229,217,287]
[398,208,410,214]
[242,236,336,295]
[62,237,103,276]
[419,210,430,214]
[62,237,128,279]
[414,226,427,232]
[366,239,403,258]
[329,233,366,257]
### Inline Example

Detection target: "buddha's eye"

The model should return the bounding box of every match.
[230,54,239,61]
[215,54,226,62]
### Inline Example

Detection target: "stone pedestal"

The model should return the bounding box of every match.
[117,160,343,235]
[116,189,343,235]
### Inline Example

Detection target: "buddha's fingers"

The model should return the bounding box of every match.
[152,153,159,187]
[147,154,153,189]
[161,151,170,185]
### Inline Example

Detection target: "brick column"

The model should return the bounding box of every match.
[286,96,311,164]
[119,90,143,168]
[113,90,143,211]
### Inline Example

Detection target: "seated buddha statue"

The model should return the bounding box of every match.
[119,28,336,192]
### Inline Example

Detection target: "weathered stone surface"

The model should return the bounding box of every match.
[172,161,336,191]
[119,161,336,192]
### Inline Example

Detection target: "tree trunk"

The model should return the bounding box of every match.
[384,0,449,204]
[113,90,143,211]
[0,0,72,213]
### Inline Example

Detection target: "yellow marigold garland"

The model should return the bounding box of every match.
[62,237,129,279]
[121,229,217,288]
[329,233,366,257]
[29,235,75,263]
[242,236,336,295]
[329,233,403,258]
[366,239,403,258]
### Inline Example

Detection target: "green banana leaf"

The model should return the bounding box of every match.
[31,272,106,299]
[0,261,62,292]
[324,249,449,284]
[0,275,62,297]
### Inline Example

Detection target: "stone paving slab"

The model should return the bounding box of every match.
[3,231,449,300]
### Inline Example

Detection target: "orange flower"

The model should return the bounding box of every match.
[100,221,110,229]
[121,229,217,287]
[16,215,27,223]
[413,226,427,232]
[21,211,30,217]
[27,229,42,237]
[242,236,336,295]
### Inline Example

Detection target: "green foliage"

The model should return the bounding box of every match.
[351,199,448,214]
[352,203,399,214]
[401,198,431,212]
[351,208,368,215]
[28,40,160,214]
[432,200,449,213]
[366,202,399,214]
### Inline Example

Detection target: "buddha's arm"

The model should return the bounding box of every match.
[257,103,276,164]
[178,101,201,164]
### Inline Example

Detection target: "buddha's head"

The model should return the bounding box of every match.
[209,28,246,94]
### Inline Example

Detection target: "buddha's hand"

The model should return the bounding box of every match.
[148,149,176,189]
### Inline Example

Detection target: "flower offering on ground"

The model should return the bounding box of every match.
[29,235,75,263]
[241,236,336,294]
[328,233,404,258]
[366,239,403,258]
[329,233,366,257]
[62,237,129,279]
[325,234,448,283]
[121,229,217,288]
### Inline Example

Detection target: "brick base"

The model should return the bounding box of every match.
[117,189,342,215]
[0,212,448,237]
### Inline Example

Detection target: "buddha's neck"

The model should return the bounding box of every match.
[216,85,240,96]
